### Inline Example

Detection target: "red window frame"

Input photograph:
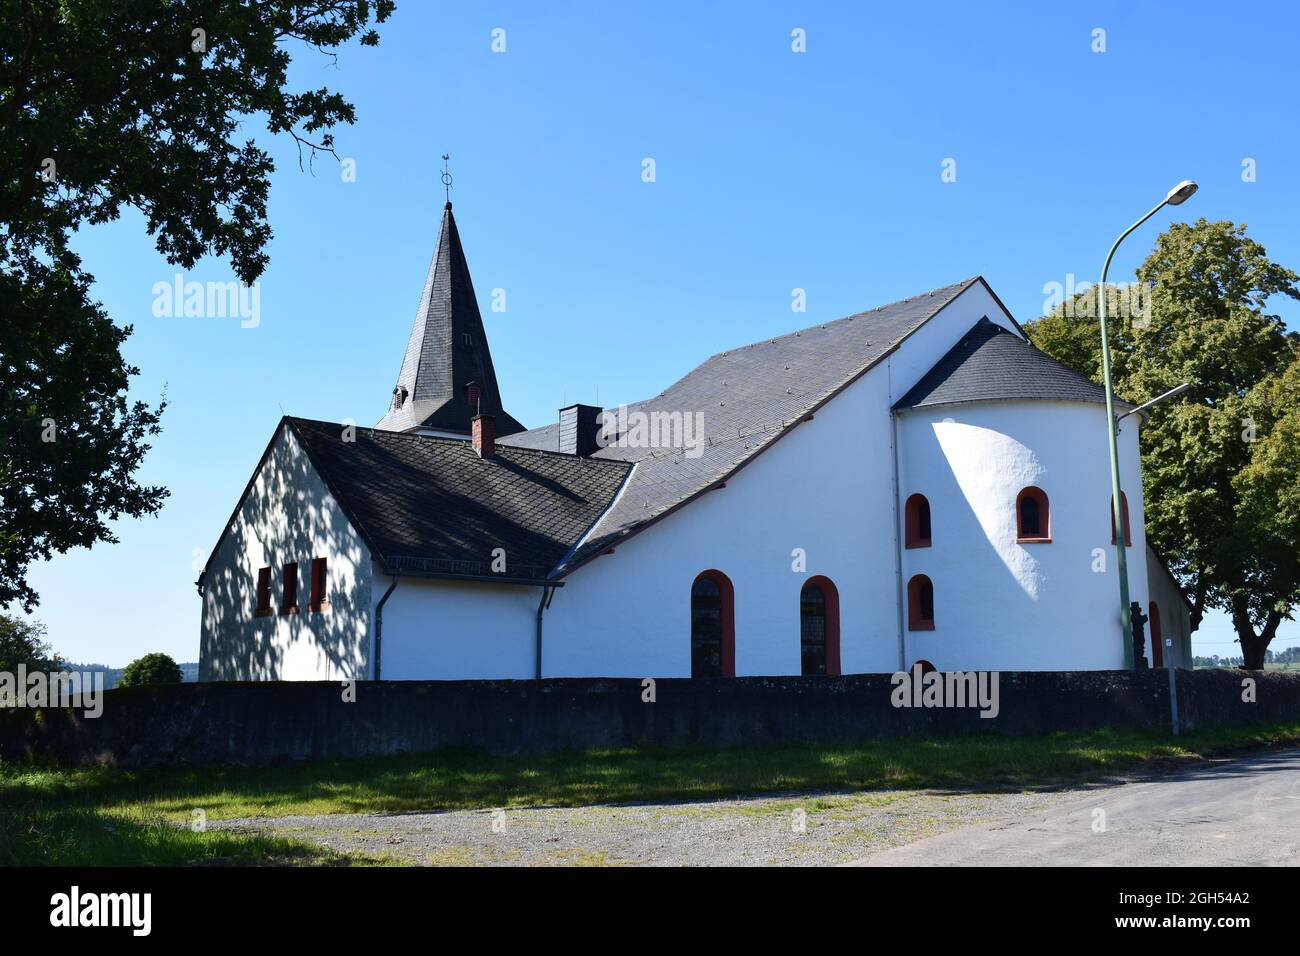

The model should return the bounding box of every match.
[255,566,273,617]
[281,562,299,614]
[309,557,328,611]
[1110,492,1132,547]
[690,570,735,678]
[908,574,934,631]
[1016,486,1051,543]
[904,493,932,548]
[800,575,842,677]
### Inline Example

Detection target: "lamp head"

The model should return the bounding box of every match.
[1166,180,1198,206]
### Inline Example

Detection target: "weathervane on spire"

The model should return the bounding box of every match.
[441,153,453,206]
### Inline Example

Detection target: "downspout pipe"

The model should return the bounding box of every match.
[534,584,556,679]
[373,576,399,681]
[889,408,907,672]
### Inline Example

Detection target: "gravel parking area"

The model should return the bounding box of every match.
[211,788,1070,866]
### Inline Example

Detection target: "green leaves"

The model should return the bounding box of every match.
[0,256,168,611]
[0,612,65,673]
[2,1,393,280]
[0,2,392,610]
[118,652,183,687]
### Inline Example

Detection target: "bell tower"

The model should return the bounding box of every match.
[377,166,523,436]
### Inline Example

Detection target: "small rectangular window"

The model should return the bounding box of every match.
[281,562,299,613]
[255,567,272,617]
[309,557,328,611]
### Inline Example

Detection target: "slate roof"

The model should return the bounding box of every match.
[288,417,630,583]
[502,277,987,575]
[893,317,1130,411]
[375,203,524,436]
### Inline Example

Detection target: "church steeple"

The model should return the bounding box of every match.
[376,200,524,436]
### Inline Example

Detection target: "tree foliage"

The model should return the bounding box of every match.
[0,611,65,673]
[1,1,393,609]
[117,651,183,687]
[1027,219,1300,668]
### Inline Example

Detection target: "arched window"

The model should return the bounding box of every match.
[910,659,937,676]
[905,493,932,548]
[691,570,734,678]
[907,574,934,631]
[1110,492,1132,546]
[799,576,841,676]
[1016,486,1051,543]
[1149,601,1163,668]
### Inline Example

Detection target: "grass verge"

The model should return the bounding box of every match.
[4,720,1299,866]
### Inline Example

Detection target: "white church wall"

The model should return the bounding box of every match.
[537,281,1026,678]
[541,361,900,677]
[199,425,374,681]
[371,569,538,679]
[896,400,1149,671]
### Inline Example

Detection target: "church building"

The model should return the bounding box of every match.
[197,201,1193,682]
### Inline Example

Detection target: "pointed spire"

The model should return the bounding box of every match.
[376,202,523,435]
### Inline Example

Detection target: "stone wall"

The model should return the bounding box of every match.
[1,669,1296,768]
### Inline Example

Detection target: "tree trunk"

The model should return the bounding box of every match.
[1231,595,1281,670]
[1189,580,1207,634]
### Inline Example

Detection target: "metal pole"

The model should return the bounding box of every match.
[1099,196,1169,669]
[1167,653,1180,736]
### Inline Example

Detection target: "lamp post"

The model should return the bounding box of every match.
[1099,180,1197,668]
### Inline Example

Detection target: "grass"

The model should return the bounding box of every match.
[4,720,1300,866]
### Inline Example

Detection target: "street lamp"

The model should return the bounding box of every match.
[1098,180,1197,669]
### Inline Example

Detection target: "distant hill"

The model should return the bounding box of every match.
[64,662,199,690]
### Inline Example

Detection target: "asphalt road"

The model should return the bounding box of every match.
[854,748,1300,867]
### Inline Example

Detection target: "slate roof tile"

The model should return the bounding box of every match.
[893,317,1130,411]
[289,418,630,582]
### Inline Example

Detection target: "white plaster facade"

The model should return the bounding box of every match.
[199,427,374,681]
[895,401,1147,671]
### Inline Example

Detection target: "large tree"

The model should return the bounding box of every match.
[1,1,393,610]
[1028,219,1300,668]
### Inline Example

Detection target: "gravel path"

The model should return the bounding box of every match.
[211,787,1075,866]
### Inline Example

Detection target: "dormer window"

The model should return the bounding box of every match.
[461,332,474,347]
[391,385,408,409]
[464,381,481,407]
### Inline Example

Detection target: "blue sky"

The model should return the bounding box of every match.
[21,1,1300,665]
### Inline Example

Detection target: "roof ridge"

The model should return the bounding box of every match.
[707,276,980,361]
[289,415,631,468]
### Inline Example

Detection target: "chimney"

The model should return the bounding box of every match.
[472,414,495,458]
[559,404,603,456]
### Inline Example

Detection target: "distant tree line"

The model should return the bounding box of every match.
[1194,645,1300,668]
